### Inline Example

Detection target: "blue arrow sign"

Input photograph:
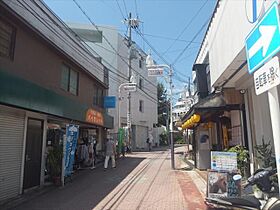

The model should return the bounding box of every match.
[245,2,280,74]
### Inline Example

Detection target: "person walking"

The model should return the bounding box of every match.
[104,138,116,170]
[147,132,153,151]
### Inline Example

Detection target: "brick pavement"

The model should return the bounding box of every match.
[3,147,207,210]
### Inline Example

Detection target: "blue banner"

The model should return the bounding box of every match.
[64,124,79,177]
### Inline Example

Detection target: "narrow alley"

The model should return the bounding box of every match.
[6,147,206,210]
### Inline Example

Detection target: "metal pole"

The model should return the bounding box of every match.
[127,12,132,150]
[169,65,175,170]
[118,86,122,130]
[267,87,280,197]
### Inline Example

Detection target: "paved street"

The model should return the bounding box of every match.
[7,147,207,210]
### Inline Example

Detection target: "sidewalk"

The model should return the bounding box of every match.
[1,146,209,210]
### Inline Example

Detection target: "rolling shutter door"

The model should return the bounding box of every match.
[0,108,25,202]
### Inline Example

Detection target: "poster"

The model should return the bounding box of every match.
[211,151,237,171]
[207,171,241,198]
[199,130,210,150]
[64,124,79,177]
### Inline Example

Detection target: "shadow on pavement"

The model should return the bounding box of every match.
[9,156,145,210]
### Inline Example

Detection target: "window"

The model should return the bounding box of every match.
[104,67,109,86]
[61,64,79,95]
[0,17,16,60]
[93,85,104,107]
[139,58,143,68]
[139,78,143,90]
[139,100,144,112]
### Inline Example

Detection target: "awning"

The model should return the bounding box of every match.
[181,93,243,129]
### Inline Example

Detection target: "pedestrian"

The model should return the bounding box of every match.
[104,138,116,170]
[147,132,153,151]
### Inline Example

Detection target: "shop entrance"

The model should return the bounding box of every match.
[23,118,43,190]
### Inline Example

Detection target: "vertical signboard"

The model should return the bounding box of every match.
[64,124,79,177]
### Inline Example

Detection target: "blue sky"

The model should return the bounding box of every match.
[43,0,217,95]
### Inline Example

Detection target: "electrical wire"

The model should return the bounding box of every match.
[171,16,211,66]
[72,0,159,90]
[13,0,156,99]
[122,0,128,18]
[115,0,126,20]
[162,0,209,56]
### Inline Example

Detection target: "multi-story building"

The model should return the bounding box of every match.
[68,23,158,150]
[0,0,113,202]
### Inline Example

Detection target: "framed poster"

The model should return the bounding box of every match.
[207,171,228,198]
[207,171,241,198]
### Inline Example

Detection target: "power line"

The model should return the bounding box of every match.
[10,0,158,102]
[162,0,209,56]
[72,0,159,90]
[172,16,211,66]
[115,0,126,20]
[122,0,128,18]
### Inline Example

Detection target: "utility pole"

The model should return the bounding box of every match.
[125,13,139,151]
[127,12,132,150]
[169,65,175,170]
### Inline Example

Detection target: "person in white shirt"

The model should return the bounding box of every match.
[104,138,116,170]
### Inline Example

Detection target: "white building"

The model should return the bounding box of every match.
[173,88,194,123]
[68,23,158,150]
[193,0,279,173]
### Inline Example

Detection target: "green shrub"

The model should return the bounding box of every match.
[226,145,249,177]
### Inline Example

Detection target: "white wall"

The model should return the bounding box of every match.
[250,86,273,147]
[199,0,278,87]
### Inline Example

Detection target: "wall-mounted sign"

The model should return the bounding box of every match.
[104,96,116,108]
[245,2,280,74]
[254,56,280,95]
[245,0,264,23]
[86,109,104,126]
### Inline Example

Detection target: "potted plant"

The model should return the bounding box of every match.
[47,145,63,186]
[226,145,249,177]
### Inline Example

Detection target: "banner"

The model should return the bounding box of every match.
[64,124,79,177]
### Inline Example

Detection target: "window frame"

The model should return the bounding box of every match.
[139,100,144,113]
[0,16,16,60]
[60,63,79,96]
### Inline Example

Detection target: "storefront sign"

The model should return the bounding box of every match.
[64,124,79,177]
[211,151,237,171]
[254,56,280,95]
[104,96,116,108]
[86,109,104,126]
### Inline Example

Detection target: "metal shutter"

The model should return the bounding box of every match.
[0,108,25,202]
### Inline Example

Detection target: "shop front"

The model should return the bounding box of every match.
[182,90,246,169]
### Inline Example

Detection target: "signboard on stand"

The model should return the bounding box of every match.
[64,124,79,177]
[211,151,237,171]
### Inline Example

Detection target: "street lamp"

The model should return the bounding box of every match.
[146,54,175,170]
[118,79,136,149]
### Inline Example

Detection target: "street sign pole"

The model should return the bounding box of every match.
[268,86,280,197]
